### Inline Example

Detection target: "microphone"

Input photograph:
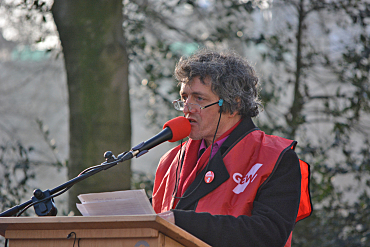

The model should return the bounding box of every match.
[130,116,191,158]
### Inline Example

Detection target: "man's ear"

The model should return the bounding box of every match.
[224,97,241,118]
[228,110,239,118]
[222,107,239,118]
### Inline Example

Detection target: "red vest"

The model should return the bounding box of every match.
[153,129,312,246]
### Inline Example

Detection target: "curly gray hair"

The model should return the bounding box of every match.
[174,49,261,118]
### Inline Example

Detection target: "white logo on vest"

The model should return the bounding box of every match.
[232,163,263,194]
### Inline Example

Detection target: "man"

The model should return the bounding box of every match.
[152,49,312,247]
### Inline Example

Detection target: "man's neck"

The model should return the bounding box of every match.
[204,115,242,147]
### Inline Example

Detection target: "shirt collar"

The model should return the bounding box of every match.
[197,135,229,159]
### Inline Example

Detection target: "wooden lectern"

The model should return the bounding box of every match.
[0,215,211,247]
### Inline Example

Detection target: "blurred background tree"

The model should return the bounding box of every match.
[52,0,131,214]
[0,0,131,216]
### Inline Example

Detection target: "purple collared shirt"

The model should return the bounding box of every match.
[198,136,229,160]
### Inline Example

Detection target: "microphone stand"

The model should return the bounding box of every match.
[0,150,137,217]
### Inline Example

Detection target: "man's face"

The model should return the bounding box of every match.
[180,77,225,145]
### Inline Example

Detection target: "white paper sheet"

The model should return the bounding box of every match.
[76,189,155,216]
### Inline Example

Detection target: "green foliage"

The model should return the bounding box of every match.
[253,0,370,245]
[0,0,54,48]
[0,141,35,212]
[123,0,259,127]
[131,170,155,198]
[0,119,63,214]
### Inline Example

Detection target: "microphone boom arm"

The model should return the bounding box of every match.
[0,150,134,217]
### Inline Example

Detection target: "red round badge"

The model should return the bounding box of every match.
[204,171,215,184]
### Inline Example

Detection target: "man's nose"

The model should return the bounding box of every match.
[183,103,191,114]
[183,103,197,114]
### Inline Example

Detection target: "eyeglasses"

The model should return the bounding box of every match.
[172,99,224,113]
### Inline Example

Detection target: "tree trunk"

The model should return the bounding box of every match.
[52,0,131,214]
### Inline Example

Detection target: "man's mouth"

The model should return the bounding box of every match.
[187,118,196,123]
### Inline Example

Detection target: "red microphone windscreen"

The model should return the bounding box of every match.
[163,116,191,142]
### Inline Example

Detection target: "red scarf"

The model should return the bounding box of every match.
[173,119,242,208]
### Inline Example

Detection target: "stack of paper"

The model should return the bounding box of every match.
[76,189,156,216]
